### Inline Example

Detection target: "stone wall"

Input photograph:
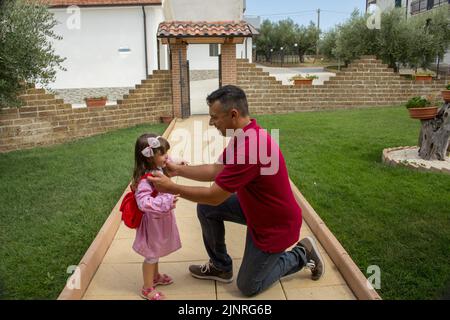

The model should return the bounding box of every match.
[0,70,172,153]
[237,56,448,115]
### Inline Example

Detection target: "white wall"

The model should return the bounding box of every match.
[236,37,253,62]
[164,0,244,21]
[443,51,450,65]
[188,44,219,70]
[146,6,166,73]
[49,6,160,89]
[187,40,252,70]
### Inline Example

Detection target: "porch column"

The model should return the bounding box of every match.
[169,43,187,118]
[221,43,237,86]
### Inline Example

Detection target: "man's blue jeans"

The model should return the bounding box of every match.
[197,194,307,297]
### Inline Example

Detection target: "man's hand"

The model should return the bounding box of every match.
[165,161,181,177]
[147,171,176,193]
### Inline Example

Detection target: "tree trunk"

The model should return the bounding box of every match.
[418,103,450,161]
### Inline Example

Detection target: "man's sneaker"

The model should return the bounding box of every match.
[298,236,325,281]
[189,261,233,283]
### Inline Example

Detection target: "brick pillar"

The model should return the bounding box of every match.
[221,43,237,86]
[169,43,187,118]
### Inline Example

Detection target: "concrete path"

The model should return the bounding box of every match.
[82,116,356,300]
[190,79,219,115]
[256,64,336,86]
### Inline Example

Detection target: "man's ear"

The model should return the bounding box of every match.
[230,108,239,119]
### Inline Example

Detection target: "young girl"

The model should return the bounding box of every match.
[131,133,181,300]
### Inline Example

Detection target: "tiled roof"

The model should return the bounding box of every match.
[42,0,161,7]
[157,21,253,38]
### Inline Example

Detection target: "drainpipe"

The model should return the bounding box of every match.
[405,0,409,19]
[142,6,149,76]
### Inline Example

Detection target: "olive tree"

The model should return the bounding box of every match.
[0,0,65,108]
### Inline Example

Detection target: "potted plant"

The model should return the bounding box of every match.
[406,96,438,120]
[85,96,107,107]
[290,74,318,86]
[442,82,450,103]
[414,71,433,82]
[160,115,174,124]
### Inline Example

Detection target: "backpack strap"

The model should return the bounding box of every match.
[139,172,159,198]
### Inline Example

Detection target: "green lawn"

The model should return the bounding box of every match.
[1,106,449,300]
[0,123,167,299]
[256,106,450,300]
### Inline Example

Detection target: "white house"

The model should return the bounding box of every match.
[44,0,255,103]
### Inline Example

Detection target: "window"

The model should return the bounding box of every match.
[209,44,219,57]
[395,0,402,7]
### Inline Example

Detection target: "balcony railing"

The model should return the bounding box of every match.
[411,0,449,15]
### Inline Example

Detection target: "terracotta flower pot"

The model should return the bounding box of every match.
[415,75,432,82]
[293,79,313,86]
[408,107,438,120]
[85,97,107,107]
[160,116,174,124]
[442,90,450,103]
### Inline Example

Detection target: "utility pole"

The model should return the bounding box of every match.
[316,8,321,58]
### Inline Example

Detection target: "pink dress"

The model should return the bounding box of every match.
[132,176,181,260]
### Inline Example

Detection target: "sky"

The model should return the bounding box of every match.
[245,0,367,32]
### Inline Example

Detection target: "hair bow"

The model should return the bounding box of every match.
[141,136,162,158]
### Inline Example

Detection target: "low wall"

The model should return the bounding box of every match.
[237,56,448,114]
[0,70,173,153]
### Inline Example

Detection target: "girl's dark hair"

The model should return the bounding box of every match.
[131,133,170,190]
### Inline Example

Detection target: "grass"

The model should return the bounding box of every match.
[256,106,450,300]
[0,122,167,299]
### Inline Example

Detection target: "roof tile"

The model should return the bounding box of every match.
[157,21,253,38]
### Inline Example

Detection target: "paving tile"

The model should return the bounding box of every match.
[83,295,141,300]
[104,217,209,264]
[217,282,286,300]
[83,263,143,297]
[224,222,247,259]
[283,284,356,300]
[174,198,198,218]
[114,223,136,240]
[280,253,347,290]
[160,216,209,263]
[84,261,215,299]
[102,238,142,264]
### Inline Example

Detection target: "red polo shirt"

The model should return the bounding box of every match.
[215,119,302,253]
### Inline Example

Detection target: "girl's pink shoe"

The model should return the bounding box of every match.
[153,273,173,286]
[141,287,165,300]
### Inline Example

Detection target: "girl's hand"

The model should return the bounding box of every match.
[179,160,189,166]
[171,194,180,210]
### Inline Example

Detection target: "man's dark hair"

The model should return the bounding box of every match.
[206,85,249,116]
